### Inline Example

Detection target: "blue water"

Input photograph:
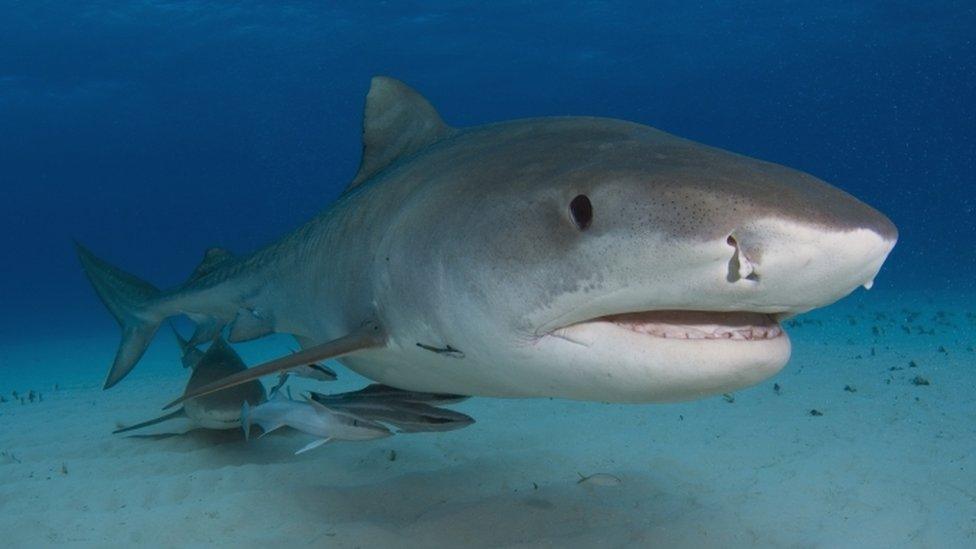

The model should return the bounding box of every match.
[1,2,974,546]
[2,1,973,324]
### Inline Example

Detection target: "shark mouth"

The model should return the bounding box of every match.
[557,310,784,341]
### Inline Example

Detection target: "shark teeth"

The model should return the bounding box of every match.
[602,311,783,341]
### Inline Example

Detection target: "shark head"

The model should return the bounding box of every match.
[359,80,896,402]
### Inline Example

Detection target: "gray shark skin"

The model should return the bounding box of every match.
[79,76,897,404]
[113,332,266,434]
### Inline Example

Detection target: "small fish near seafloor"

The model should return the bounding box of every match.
[242,396,391,454]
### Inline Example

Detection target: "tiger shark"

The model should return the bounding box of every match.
[76,76,897,407]
[113,330,266,434]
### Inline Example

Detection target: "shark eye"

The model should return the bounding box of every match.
[569,194,593,230]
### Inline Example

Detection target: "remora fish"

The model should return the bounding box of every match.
[113,330,266,434]
[324,400,473,433]
[242,396,391,454]
[77,76,897,405]
[315,383,468,405]
[308,386,474,433]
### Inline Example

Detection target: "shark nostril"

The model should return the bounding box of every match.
[726,234,759,283]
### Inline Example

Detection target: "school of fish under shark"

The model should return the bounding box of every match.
[78,76,897,453]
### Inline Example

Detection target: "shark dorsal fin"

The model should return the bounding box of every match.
[186,247,234,284]
[347,76,453,192]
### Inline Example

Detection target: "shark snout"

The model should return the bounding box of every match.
[817,194,898,249]
[725,213,896,312]
[860,208,899,245]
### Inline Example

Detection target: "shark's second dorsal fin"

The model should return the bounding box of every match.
[347,76,454,192]
[171,324,205,369]
[186,247,234,285]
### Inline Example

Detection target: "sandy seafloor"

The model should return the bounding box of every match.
[1,288,973,548]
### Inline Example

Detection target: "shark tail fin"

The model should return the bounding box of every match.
[75,242,166,389]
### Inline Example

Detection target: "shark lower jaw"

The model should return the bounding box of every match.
[527,309,791,402]
[550,310,785,344]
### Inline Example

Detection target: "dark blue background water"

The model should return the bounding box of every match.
[2,2,973,335]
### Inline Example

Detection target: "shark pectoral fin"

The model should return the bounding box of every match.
[295,438,331,455]
[113,408,186,435]
[163,323,387,410]
[228,308,275,343]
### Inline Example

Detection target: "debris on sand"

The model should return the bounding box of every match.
[911,376,930,386]
[576,472,622,487]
